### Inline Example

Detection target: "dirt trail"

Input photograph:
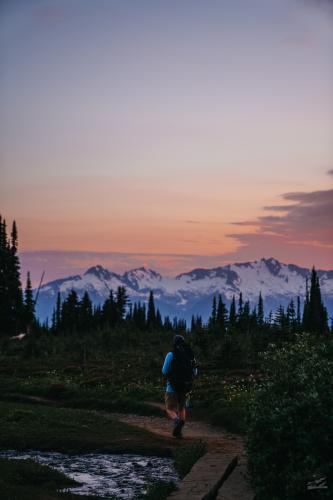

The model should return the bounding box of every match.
[12,394,245,459]
[109,403,245,459]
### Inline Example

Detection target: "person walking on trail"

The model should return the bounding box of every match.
[162,334,196,438]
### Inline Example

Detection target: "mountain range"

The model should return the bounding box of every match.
[35,258,333,324]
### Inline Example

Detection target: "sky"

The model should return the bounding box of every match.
[1,0,332,284]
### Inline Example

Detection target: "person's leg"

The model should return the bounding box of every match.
[165,392,178,420]
[165,393,183,437]
[173,393,186,438]
[178,393,186,421]
[178,406,186,421]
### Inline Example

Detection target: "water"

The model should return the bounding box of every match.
[0,450,179,498]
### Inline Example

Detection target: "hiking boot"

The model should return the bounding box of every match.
[172,418,185,438]
[177,419,185,438]
[172,418,182,437]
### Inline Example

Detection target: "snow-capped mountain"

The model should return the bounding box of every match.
[35,258,333,323]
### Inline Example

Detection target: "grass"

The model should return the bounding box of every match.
[0,457,100,499]
[173,441,207,478]
[139,480,177,499]
[0,401,172,456]
[0,361,165,417]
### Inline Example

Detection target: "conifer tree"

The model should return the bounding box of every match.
[155,309,163,330]
[238,292,244,317]
[55,292,62,332]
[242,300,251,333]
[79,291,93,333]
[24,271,35,331]
[229,295,237,328]
[274,304,285,330]
[286,299,296,333]
[211,296,217,324]
[303,268,328,334]
[147,290,156,330]
[103,290,116,328]
[296,296,301,329]
[302,277,310,331]
[116,286,128,322]
[0,217,23,335]
[257,292,264,327]
[60,290,79,333]
[216,294,227,333]
[0,216,8,334]
[163,315,173,331]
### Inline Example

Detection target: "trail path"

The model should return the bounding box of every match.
[110,402,245,456]
[109,403,254,499]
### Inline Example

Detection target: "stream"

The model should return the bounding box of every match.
[0,450,179,498]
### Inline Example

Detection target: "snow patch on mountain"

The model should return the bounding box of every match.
[35,259,333,323]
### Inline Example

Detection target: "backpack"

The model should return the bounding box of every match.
[168,344,195,394]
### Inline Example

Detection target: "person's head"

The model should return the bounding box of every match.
[173,334,185,348]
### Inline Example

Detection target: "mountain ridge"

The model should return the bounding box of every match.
[35,258,333,323]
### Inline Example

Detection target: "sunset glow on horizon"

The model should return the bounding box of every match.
[1,0,332,283]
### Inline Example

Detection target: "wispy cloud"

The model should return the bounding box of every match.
[226,174,333,268]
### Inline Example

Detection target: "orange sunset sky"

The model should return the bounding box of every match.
[1,0,332,283]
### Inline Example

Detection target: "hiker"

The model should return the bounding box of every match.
[162,334,196,438]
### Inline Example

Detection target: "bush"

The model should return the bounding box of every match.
[246,336,333,499]
[210,397,247,434]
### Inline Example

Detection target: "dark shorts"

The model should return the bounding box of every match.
[165,392,186,412]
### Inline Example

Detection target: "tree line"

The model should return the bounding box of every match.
[201,267,329,336]
[0,216,35,336]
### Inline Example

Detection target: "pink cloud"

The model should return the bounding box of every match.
[226,182,333,268]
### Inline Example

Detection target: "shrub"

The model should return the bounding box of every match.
[246,336,333,499]
[210,397,247,434]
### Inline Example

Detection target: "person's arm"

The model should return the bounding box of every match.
[162,352,173,382]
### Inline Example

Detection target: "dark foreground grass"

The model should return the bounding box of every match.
[173,441,207,478]
[139,480,177,499]
[0,457,100,499]
[0,401,173,456]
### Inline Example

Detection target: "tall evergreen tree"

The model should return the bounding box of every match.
[60,289,79,333]
[115,286,128,323]
[103,290,117,328]
[257,292,264,327]
[147,290,156,330]
[211,296,217,324]
[274,304,286,330]
[241,300,251,333]
[296,296,301,329]
[79,291,93,333]
[286,299,296,333]
[238,292,244,318]
[163,315,173,331]
[216,294,227,333]
[24,271,35,332]
[0,217,23,335]
[229,295,237,329]
[303,268,328,334]
[302,277,310,331]
[55,292,62,332]
[155,309,163,330]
